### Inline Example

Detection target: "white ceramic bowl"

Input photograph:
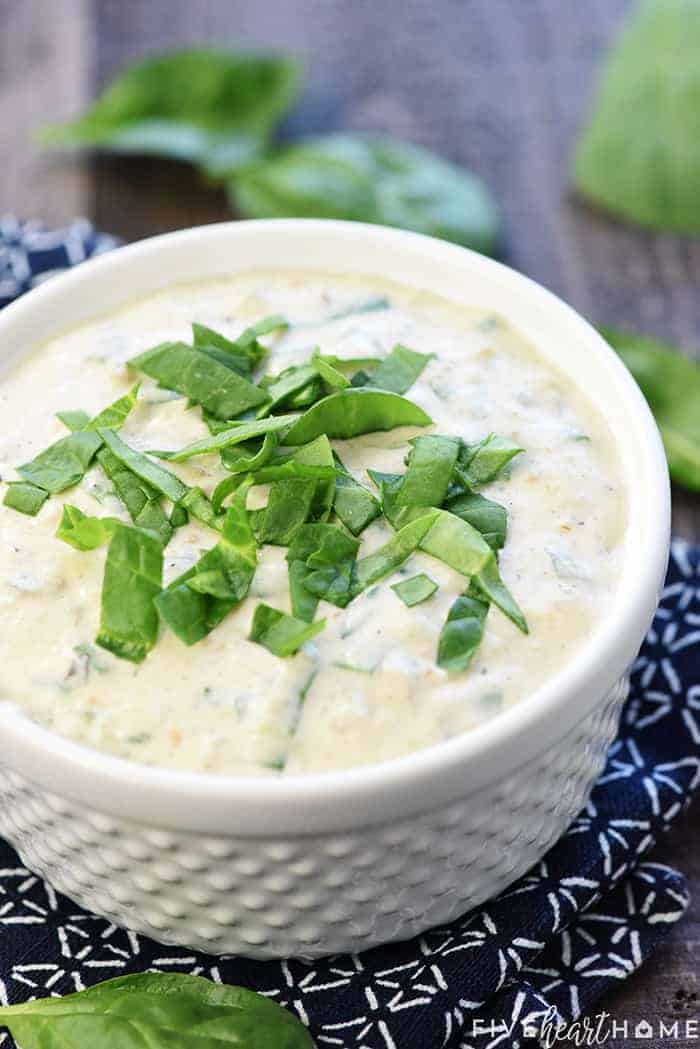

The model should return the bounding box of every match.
[0,220,669,959]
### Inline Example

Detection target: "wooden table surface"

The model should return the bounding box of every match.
[2,0,698,1041]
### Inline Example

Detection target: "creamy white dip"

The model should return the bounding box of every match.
[0,272,626,775]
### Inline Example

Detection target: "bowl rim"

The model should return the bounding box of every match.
[0,219,670,834]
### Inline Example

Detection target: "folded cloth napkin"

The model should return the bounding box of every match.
[0,218,698,1048]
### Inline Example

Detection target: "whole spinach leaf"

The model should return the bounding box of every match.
[39,49,301,177]
[283,389,431,444]
[574,0,700,233]
[0,971,313,1049]
[232,133,500,254]
[96,523,163,663]
[601,326,700,490]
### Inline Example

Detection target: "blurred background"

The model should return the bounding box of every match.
[2,0,698,1036]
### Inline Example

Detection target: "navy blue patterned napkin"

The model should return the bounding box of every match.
[0,219,698,1048]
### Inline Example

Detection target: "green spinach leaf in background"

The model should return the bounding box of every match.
[231,133,500,254]
[601,326,700,490]
[574,0,700,233]
[39,49,301,176]
[0,971,314,1049]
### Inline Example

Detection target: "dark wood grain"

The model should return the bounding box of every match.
[1,0,698,1035]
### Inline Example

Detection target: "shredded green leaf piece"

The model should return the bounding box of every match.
[283,388,432,444]
[88,383,141,430]
[129,341,269,419]
[219,431,279,475]
[56,409,91,432]
[154,413,299,462]
[180,487,225,532]
[454,433,523,487]
[397,434,460,507]
[332,454,381,535]
[291,523,361,609]
[156,485,256,645]
[351,511,439,595]
[98,429,188,504]
[444,491,507,550]
[18,430,102,494]
[96,447,172,545]
[96,523,163,663]
[257,363,318,417]
[391,572,438,607]
[437,585,490,672]
[192,315,287,376]
[365,343,434,394]
[3,482,48,516]
[56,505,121,551]
[249,603,325,656]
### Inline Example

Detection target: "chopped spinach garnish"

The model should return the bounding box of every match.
[391,572,438,607]
[96,446,172,545]
[3,481,48,516]
[444,491,507,550]
[332,454,381,535]
[219,431,279,476]
[311,352,351,390]
[56,505,120,550]
[249,603,325,656]
[351,511,439,595]
[96,523,163,663]
[396,434,460,508]
[156,486,256,645]
[454,433,523,488]
[180,487,225,532]
[437,585,490,672]
[192,315,287,376]
[255,436,335,545]
[257,363,318,417]
[88,383,141,430]
[284,388,432,444]
[2,311,531,676]
[291,523,361,609]
[156,413,299,462]
[363,343,434,394]
[129,340,269,419]
[56,409,91,432]
[18,430,102,494]
[98,428,188,504]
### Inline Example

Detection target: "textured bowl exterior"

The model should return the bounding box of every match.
[0,678,627,959]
